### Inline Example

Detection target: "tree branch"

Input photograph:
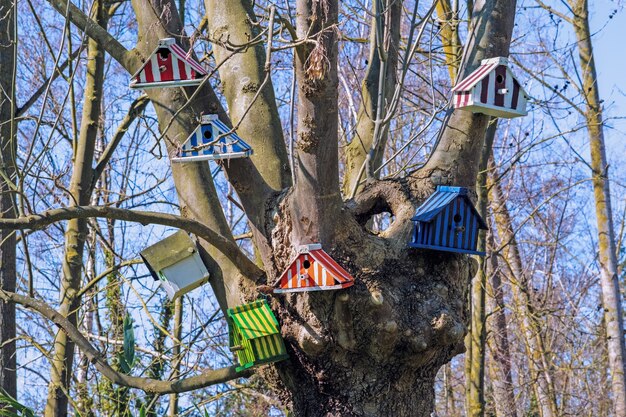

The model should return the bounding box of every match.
[418,0,519,186]
[46,0,137,71]
[0,206,264,280]
[0,290,248,394]
[92,95,150,186]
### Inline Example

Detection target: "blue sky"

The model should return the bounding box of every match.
[592,2,626,151]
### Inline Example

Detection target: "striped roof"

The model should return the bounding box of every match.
[228,300,280,341]
[130,38,207,81]
[412,186,487,229]
[452,57,507,92]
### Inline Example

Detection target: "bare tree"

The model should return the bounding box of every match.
[0,0,17,401]
[0,0,524,415]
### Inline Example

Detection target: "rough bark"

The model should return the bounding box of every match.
[570,1,626,414]
[0,0,17,401]
[342,0,401,196]
[45,3,107,414]
[490,175,558,417]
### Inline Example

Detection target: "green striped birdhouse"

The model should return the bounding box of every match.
[227,300,288,372]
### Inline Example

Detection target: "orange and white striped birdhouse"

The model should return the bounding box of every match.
[274,244,354,293]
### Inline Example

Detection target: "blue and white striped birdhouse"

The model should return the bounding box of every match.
[409,186,488,256]
[171,115,253,163]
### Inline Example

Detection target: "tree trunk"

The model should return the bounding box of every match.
[168,297,183,416]
[490,174,558,417]
[0,0,17,401]
[465,120,497,417]
[45,4,107,415]
[485,230,518,417]
[342,0,401,196]
[570,1,626,415]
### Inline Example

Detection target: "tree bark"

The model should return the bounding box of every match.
[45,3,107,415]
[342,0,401,196]
[570,1,626,415]
[0,0,17,402]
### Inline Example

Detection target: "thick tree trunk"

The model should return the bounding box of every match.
[0,0,17,402]
[45,4,107,415]
[570,1,626,415]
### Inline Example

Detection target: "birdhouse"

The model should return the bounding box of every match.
[227,299,289,372]
[409,186,488,256]
[140,231,210,300]
[274,244,354,293]
[452,57,528,118]
[129,38,207,89]
[170,115,253,163]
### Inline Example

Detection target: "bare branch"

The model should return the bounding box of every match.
[0,206,264,280]
[0,290,248,394]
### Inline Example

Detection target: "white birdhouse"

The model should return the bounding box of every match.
[452,57,528,119]
[140,231,210,300]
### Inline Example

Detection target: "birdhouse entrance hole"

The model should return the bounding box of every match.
[496,74,504,84]
[203,129,212,139]
[157,48,170,60]
[453,214,462,223]
[303,260,311,269]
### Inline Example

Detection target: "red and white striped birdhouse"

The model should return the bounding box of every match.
[274,244,354,293]
[452,57,528,119]
[129,38,207,90]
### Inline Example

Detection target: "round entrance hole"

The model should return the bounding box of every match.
[303,260,311,269]
[453,214,462,223]
[203,129,212,139]
[496,74,504,84]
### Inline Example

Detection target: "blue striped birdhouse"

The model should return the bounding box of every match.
[409,186,488,256]
[171,115,253,163]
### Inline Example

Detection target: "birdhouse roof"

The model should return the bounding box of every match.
[140,231,198,280]
[412,186,488,229]
[452,57,527,97]
[227,300,280,341]
[173,115,253,162]
[130,38,207,82]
